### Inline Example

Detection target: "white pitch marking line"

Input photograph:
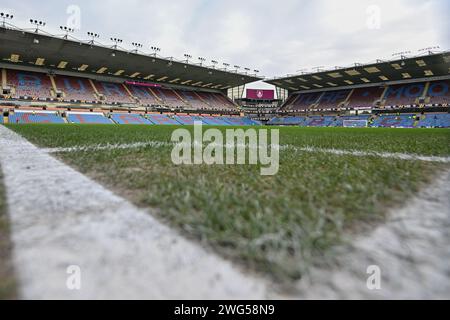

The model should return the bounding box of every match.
[0,125,270,300]
[293,169,450,299]
[282,146,450,164]
[43,141,450,164]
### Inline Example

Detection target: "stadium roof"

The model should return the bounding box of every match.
[0,24,263,90]
[265,51,450,92]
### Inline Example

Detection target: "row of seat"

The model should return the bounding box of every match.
[3,69,236,111]
[7,111,449,128]
[6,111,262,126]
[268,113,450,128]
[283,80,450,111]
[8,112,66,124]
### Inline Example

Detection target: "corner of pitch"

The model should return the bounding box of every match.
[170,122,280,176]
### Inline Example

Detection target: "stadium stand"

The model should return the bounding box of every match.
[9,111,65,124]
[218,93,239,109]
[5,107,448,128]
[1,107,263,126]
[110,113,153,125]
[2,27,448,130]
[2,19,449,133]
[151,88,186,108]
[328,117,343,127]
[281,94,299,109]
[415,114,448,128]
[178,90,211,110]
[223,117,260,126]
[269,116,346,127]
[346,86,385,108]
[316,90,351,109]
[1,67,238,113]
[55,75,97,102]
[278,80,449,111]
[146,114,181,125]
[7,70,54,100]
[416,114,434,128]
[126,85,160,106]
[172,115,202,125]
[66,113,113,124]
[198,92,237,110]
[267,116,306,126]
[383,82,426,106]
[266,113,450,128]
[370,114,416,128]
[433,113,450,128]
[201,116,233,126]
[304,116,336,127]
[172,115,228,125]
[96,82,134,104]
[427,80,450,105]
[282,92,322,111]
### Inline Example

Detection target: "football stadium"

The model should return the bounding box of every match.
[0,0,449,305]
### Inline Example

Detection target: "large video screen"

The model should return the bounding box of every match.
[246,89,274,100]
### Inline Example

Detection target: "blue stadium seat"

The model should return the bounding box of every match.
[411,114,450,128]
[383,83,426,106]
[268,117,306,126]
[201,116,231,126]
[97,82,133,104]
[110,113,153,125]
[67,113,113,124]
[304,116,335,127]
[9,112,65,124]
[434,114,450,128]
[172,115,204,125]
[8,70,54,101]
[55,76,96,102]
[417,115,435,128]
[169,115,245,126]
[223,117,261,126]
[370,114,416,128]
[146,114,181,125]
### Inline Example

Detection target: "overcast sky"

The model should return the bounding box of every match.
[1,0,449,90]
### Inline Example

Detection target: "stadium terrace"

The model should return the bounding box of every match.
[0,18,261,125]
[0,17,448,128]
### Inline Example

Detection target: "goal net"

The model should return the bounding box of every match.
[343,120,368,128]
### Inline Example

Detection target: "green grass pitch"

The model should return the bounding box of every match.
[7,124,450,280]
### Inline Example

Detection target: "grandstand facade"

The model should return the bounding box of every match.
[6,109,261,126]
[1,68,240,111]
[0,18,449,128]
[264,52,450,128]
[0,21,265,125]
[278,79,450,112]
